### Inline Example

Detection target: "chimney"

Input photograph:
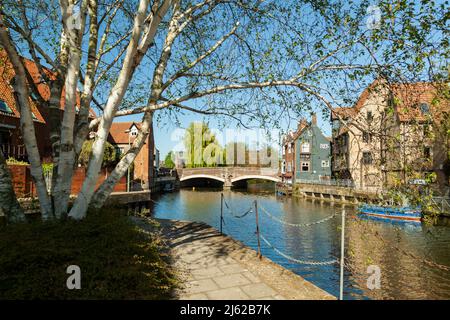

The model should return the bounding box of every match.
[311,113,317,126]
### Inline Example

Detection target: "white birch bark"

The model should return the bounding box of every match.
[53,0,88,218]
[68,0,152,219]
[0,16,53,219]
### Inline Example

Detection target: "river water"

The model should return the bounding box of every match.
[150,188,450,300]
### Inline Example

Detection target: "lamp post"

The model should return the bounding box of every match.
[125,129,131,192]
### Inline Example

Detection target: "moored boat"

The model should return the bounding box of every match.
[358,204,422,222]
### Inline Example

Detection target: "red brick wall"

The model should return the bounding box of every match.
[9,165,126,198]
[8,165,32,197]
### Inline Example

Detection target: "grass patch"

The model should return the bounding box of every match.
[0,210,177,299]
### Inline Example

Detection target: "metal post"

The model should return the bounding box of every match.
[255,200,261,259]
[339,208,346,300]
[220,193,223,234]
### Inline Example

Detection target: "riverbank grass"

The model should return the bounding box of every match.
[0,210,177,299]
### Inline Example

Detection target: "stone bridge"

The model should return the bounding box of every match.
[177,167,280,188]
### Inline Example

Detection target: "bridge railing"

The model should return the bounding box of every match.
[296,178,355,188]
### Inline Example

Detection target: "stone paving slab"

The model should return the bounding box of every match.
[133,217,335,300]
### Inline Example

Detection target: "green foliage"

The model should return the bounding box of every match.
[164,151,175,169]
[184,122,223,168]
[42,163,53,175]
[5,157,29,166]
[78,139,117,168]
[0,209,177,299]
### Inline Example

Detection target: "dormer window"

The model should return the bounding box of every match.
[0,100,13,114]
[130,126,138,136]
[420,103,430,114]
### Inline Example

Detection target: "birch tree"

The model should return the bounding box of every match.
[0,0,446,221]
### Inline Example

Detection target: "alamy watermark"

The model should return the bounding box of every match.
[66,265,81,290]
[366,265,381,290]
[169,125,280,168]
[366,5,382,30]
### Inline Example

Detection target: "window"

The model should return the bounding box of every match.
[362,152,373,165]
[363,131,371,143]
[130,127,138,136]
[424,147,431,160]
[287,143,292,154]
[281,160,286,174]
[420,103,430,114]
[301,142,310,153]
[320,143,329,149]
[367,111,373,122]
[0,100,13,114]
[287,162,292,172]
[301,161,310,172]
[321,160,330,168]
[299,154,310,161]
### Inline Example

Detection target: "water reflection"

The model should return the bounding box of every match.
[151,189,450,299]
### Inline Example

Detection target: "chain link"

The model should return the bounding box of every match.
[259,204,339,228]
[223,199,253,218]
[260,233,338,266]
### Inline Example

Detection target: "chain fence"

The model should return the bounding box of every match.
[219,193,342,267]
[258,204,339,228]
[259,233,339,266]
[223,198,253,219]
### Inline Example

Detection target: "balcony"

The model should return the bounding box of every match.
[0,144,27,161]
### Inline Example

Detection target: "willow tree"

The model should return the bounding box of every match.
[0,0,447,222]
[183,122,222,167]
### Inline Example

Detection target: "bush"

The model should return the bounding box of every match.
[6,157,29,165]
[0,210,177,299]
[78,140,117,168]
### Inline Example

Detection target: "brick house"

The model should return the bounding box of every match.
[108,122,159,190]
[0,49,96,162]
[331,79,449,192]
[294,114,332,182]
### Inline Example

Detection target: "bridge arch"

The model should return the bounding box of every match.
[180,174,225,183]
[231,175,280,183]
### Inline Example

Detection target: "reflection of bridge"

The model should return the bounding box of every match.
[177,167,280,188]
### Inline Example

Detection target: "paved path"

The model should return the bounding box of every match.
[140,218,335,300]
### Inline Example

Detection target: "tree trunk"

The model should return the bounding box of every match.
[74,0,99,158]
[0,18,53,219]
[90,112,153,209]
[68,0,151,220]
[52,0,88,218]
[0,152,25,223]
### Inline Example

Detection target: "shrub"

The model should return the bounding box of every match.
[78,140,117,168]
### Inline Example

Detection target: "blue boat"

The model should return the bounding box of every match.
[358,204,422,222]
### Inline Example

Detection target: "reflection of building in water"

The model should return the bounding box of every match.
[345,218,430,299]
[279,198,338,268]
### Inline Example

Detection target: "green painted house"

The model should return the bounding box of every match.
[294,115,331,182]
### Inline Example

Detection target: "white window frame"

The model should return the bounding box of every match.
[321,160,330,168]
[300,161,310,172]
[301,142,310,153]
